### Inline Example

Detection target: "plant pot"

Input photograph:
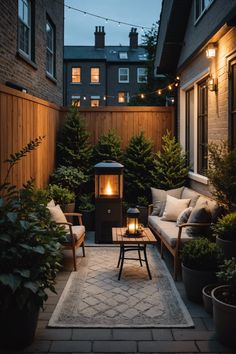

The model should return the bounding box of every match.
[212,285,236,349]
[182,263,216,303]
[136,205,148,226]
[202,283,218,315]
[0,303,39,349]
[79,209,95,231]
[216,236,236,259]
[63,202,75,213]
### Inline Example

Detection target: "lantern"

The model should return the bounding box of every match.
[126,207,140,235]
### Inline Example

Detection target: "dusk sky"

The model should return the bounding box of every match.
[64,0,162,46]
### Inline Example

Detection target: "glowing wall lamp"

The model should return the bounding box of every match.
[208,77,217,92]
[206,43,216,59]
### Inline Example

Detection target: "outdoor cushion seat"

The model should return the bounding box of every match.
[64,225,86,243]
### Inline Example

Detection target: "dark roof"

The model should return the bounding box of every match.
[64,46,148,63]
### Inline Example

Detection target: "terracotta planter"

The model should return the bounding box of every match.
[202,283,218,315]
[182,264,216,303]
[212,285,236,348]
[0,303,39,349]
[216,236,236,259]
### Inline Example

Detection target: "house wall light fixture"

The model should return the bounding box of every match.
[206,43,216,58]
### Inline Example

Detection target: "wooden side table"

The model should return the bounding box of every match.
[112,227,157,280]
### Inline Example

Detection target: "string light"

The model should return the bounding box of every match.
[157,90,162,95]
[62,1,152,30]
[168,85,172,90]
[140,93,145,99]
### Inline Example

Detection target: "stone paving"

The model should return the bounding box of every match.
[2,233,235,354]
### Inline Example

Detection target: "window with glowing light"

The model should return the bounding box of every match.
[71,67,81,83]
[118,92,129,103]
[91,99,100,107]
[71,98,80,107]
[137,68,147,83]
[119,68,129,83]
[91,67,100,83]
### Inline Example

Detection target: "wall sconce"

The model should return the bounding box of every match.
[206,43,216,59]
[208,77,217,91]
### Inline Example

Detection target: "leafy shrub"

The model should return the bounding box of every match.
[50,166,88,195]
[77,194,95,212]
[217,258,236,291]
[47,184,75,209]
[92,130,123,164]
[212,213,236,242]
[181,237,222,271]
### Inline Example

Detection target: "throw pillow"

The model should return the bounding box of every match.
[151,186,184,216]
[181,188,200,208]
[176,207,193,226]
[186,202,212,237]
[47,204,67,224]
[162,195,191,221]
[47,199,55,208]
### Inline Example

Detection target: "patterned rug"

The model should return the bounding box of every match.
[48,246,193,328]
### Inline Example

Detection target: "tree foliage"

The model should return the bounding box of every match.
[92,130,123,165]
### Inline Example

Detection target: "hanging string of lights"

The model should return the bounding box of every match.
[62,1,152,30]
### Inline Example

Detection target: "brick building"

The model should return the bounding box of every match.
[0,0,64,106]
[155,0,236,194]
[64,27,148,107]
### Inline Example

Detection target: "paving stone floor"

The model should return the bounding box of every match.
[2,233,235,354]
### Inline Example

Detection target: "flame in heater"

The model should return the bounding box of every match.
[105,180,113,195]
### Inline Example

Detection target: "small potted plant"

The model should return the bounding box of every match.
[181,237,222,303]
[212,258,236,348]
[0,139,65,349]
[47,184,75,212]
[212,212,236,258]
[77,194,95,231]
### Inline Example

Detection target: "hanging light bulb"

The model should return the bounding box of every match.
[157,90,162,95]
[103,96,106,100]
[176,76,180,81]
[168,85,172,90]
[140,93,145,99]
[175,82,179,87]
[83,96,86,100]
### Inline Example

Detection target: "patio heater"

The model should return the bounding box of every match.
[95,160,124,243]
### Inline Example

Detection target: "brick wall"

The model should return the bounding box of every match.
[0,0,64,106]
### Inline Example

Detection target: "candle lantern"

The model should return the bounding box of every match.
[126,207,140,235]
[95,160,124,243]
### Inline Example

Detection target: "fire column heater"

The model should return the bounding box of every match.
[95,160,124,243]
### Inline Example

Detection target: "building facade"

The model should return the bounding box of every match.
[155,0,236,193]
[64,27,148,107]
[0,0,64,106]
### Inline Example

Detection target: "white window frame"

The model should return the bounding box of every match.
[179,69,209,184]
[137,68,148,83]
[18,0,31,58]
[90,67,100,84]
[119,52,128,59]
[46,18,55,77]
[71,67,81,83]
[119,68,129,83]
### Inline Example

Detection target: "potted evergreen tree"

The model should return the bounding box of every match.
[212,258,236,348]
[0,139,65,349]
[181,237,222,303]
[212,212,236,258]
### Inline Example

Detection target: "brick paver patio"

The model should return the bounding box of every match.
[3,233,234,354]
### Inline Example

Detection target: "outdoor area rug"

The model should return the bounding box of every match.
[48,246,194,328]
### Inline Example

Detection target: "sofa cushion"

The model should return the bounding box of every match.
[148,215,193,248]
[47,204,67,224]
[181,187,200,207]
[64,225,85,243]
[176,207,193,226]
[195,196,220,222]
[151,186,184,216]
[162,195,191,221]
[186,203,212,236]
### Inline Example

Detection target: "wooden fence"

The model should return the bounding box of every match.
[0,84,175,189]
[62,106,175,151]
[0,84,62,188]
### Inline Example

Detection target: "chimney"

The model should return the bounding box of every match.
[94,26,105,48]
[129,28,138,49]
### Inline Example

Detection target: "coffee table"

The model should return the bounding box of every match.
[112,227,157,280]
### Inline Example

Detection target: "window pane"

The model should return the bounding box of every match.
[119,68,129,82]
[198,80,208,174]
[91,68,100,83]
[46,19,55,76]
[18,0,24,20]
[138,68,147,83]
[72,99,80,107]
[91,99,100,107]
[72,67,81,83]
[186,88,194,170]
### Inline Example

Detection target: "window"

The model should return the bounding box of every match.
[71,67,81,83]
[46,18,55,77]
[119,52,128,59]
[186,88,194,170]
[71,96,80,106]
[137,68,148,83]
[198,80,208,174]
[18,0,31,57]
[195,0,214,21]
[91,99,100,107]
[118,92,129,103]
[229,59,236,148]
[119,68,129,83]
[91,67,100,83]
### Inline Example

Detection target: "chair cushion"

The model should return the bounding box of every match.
[186,203,212,236]
[65,225,85,243]
[176,207,193,226]
[181,187,200,207]
[148,215,193,248]
[162,195,191,221]
[151,186,184,216]
[47,204,67,224]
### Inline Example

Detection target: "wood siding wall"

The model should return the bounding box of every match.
[0,84,62,188]
[62,106,175,151]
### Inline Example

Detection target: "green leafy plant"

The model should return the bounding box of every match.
[137,196,149,206]
[212,213,236,242]
[47,184,75,209]
[92,130,123,164]
[123,131,155,204]
[181,237,222,271]
[207,141,236,212]
[154,131,189,189]
[0,139,65,313]
[50,166,88,196]
[77,194,95,212]
[217,258,236,291]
